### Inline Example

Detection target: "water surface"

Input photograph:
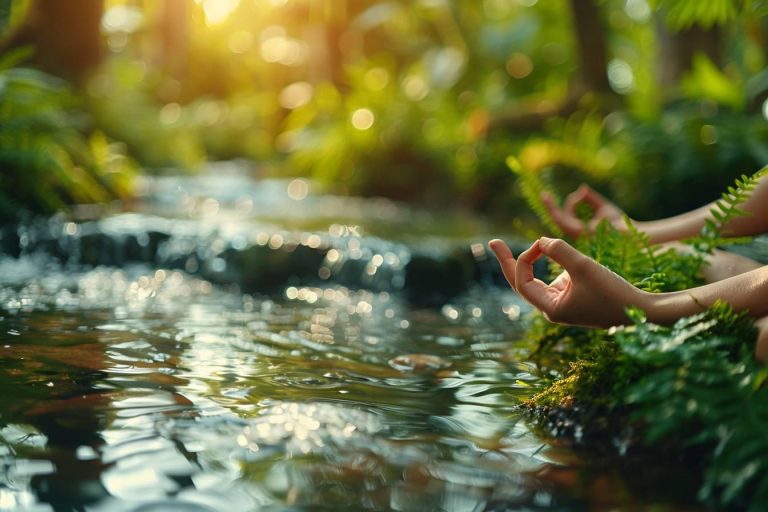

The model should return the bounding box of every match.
[0,169,702,511]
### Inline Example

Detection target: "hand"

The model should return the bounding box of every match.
[542,184,626,239]
[488,237,646,328]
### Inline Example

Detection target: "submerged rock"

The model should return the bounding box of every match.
[388,353,452,373]
[0,213,540,306]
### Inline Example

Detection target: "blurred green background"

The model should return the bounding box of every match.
[1,0,768,225]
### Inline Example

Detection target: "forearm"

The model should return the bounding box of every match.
[635,175,768,244]
[639,265,768,324]
[634,204,713,244]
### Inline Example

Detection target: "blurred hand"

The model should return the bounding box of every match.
[542,184,625,239]
[488,237,643,328]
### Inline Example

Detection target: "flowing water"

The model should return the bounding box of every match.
[0,165,699,511]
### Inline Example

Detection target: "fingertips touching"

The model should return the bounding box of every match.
[538,237,566,256]
[537,237,587,271]
[564,188,585,211]
[516,239,543,264]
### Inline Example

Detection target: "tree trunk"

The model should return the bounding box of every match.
[158,0,188,79]
[489,0,615,134]
[0,0,104,84]
[569,0,612,95]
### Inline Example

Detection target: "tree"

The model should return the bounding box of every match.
[0,0,104,84]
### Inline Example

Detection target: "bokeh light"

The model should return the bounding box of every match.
[196,0,240,26]
[351,108,375,130]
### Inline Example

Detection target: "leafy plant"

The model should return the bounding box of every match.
[0,52,135,221]
[687,165,768,254]
[506,155,563,237]
[511,161,768,508]
[611,108,768,219]
[617,304,765,511]
[650,0,739,30]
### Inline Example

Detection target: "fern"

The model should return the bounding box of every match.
[506,156,564,238]
[616,304,766,511]
[575,219,695,291]
[508,147,768,507]
[527,303,765,509]
[686,166,768,257]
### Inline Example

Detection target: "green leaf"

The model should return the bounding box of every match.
[680,54,744,110]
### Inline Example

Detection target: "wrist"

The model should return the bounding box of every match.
[628,218,646,232]
[634,290,662,323]
[634,290,700,326]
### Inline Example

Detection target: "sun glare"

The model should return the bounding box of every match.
[196,0,241,25]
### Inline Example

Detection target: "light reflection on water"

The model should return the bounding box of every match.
[0,256,575,511]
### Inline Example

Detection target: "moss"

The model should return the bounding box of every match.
[510,164,768,508]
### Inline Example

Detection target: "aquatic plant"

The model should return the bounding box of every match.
[511,161,768,509]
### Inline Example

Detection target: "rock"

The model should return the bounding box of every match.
[388,353,452,373]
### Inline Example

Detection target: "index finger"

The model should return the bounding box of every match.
[541,193,583,238]
[563,185,589,214]
[488,239,518,292]
[513,239,556,312]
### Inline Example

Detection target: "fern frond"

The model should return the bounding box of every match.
[686,166,768,258]
[612,303,765,510]
[506,156,564,237]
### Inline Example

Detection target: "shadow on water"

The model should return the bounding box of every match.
[0,164,704,511]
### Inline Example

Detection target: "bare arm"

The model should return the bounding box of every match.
[544,172,768,244]
[640,265,768,324]
[490,237,768,329]
[636,173,768,242]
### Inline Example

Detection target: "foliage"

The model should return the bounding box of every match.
[680,54,745,110]
[0,0,10,32]
[529,301,766,509]
[687,166,768,260]
[69,0,768,216]
[614,110,768,218]
[513,162,767,508]
[86,58,206,171]
[0,52,135,221]
[650,0,738,30]
[618,304,765,511]
[506,155,563,238]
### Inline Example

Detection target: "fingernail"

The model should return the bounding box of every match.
[539,237,552,247]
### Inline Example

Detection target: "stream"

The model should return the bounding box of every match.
[0,163,702,511]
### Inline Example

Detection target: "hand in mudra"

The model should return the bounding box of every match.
[542,185,625,239]
[489,237,643,328]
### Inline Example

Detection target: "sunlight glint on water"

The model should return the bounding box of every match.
[0,251,554,511]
